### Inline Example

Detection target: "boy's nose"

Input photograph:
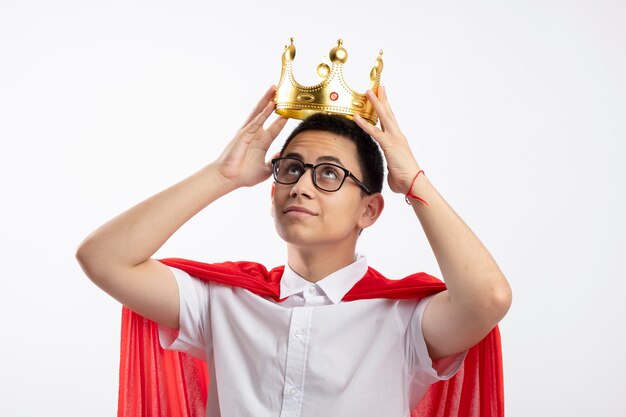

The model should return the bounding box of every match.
[289,168,316,198]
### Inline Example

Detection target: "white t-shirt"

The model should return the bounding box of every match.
[159,255,465,417]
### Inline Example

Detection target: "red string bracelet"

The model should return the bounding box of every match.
[405,170,428,206]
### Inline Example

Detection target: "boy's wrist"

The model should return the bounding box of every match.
[404,169,429,206]
[202,162,242,195]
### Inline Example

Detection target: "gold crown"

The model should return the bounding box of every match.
[274,38,384,125]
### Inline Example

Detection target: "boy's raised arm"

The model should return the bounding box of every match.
[355,86,512,360]
[76,86,288,329]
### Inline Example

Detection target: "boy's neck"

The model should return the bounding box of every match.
[287,245,357,283]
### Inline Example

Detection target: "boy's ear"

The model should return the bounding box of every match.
[358,193,384,229]
[271,183,275,198]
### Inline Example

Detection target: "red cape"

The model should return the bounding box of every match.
[118,258,504,417]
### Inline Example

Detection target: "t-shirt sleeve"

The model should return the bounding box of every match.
[406,295,467,386]
[158,266,212,360]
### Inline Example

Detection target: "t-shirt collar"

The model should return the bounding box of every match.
[279,254,368,304]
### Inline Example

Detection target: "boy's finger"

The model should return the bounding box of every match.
[243,86,276,127]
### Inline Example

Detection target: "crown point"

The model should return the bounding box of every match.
[290,37,294,44]
[374,57,383,73]
[283,39,296,62]
[317,63,330,78]
[370,50,384,79]
[329,40,348,64]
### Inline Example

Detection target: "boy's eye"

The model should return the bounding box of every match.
[284,162,303,176]
[319,165,340,180]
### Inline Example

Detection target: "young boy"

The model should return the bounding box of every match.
[76,85,511,417]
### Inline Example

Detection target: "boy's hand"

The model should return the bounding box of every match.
[354,86,421,195]
[215,86,288,188]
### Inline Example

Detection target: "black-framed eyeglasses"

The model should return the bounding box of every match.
[271,157,372,194]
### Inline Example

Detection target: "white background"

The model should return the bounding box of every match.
[1,1,625,416]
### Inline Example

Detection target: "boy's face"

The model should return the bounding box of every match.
[271,130,377,249]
